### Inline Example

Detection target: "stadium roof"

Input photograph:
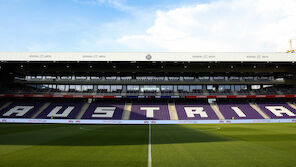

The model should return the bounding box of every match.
[0,52,296,62]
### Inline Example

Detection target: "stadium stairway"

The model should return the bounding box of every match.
[122,102,132,120]
[210,103,225,120]
[168,102,179,120]
[32,102,51,118]
[249,103,270,119]
[76,102,90,119]
[288,102,296,110]
[0,102,12,111]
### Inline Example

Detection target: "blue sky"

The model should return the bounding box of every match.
[0,0,295,52]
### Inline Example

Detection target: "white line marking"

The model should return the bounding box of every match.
[148,124,152,167]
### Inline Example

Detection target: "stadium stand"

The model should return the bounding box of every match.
[217,102,264,119]
[130,102,170,120]
[36,102,83,119]
[81,102,125,119]
[0,101,44,118]
[256,102,296,119]
[0,52,295,123]
[175,102,219,120]
[0,100,295,121]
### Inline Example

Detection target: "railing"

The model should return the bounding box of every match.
[1,89,296,97]
[17,77,284,83]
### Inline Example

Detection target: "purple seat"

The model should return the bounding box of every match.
[0,101,43,118]
[175,102,219,120]
[37,102,83,119]
[217,102,264,119]
[82,102,124,120]
[257,102,296,119]
[130,102,170,120]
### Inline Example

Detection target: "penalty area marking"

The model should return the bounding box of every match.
[148,124,152,167]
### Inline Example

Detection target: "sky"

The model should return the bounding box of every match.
[0,0,296,52]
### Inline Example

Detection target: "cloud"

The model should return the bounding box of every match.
[115,0,296,52]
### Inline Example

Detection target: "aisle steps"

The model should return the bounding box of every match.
[122,102,132,120]
[210,103,225,120]
[250,103,270,119]
[32,102,51,118]
[168,102,179,120]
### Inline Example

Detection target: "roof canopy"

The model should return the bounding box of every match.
[0,52,296,62]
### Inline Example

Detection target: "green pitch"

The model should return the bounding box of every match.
[0,123,296,167]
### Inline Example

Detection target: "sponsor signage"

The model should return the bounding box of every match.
[1,52,296,62]
[0,118,295,124]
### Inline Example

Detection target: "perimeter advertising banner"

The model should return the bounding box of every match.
[0,118,295,124]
